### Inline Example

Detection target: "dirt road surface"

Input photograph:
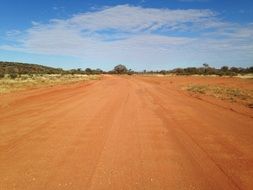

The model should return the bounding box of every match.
[0,76,253,190]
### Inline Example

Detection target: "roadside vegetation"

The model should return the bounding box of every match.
[186,84,253,108]
[0,74,99,94]
[1,61,252,77]
[169,64,253,76]
[139,64,253,76]
[1,61,253,95]
[0,61,105,76]
[0,61,103,94]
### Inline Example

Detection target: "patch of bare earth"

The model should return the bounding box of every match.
[0,75,252,190]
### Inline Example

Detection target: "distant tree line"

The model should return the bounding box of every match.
[0,62,134,78]
[0,61,65,78]
[138,64,253,76]
[0,61,105,78]
[167,64,253,76]
[108,64,253,76]
[68,68,104,75]
[0,61,252,79]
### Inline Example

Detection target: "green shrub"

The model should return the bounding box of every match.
[0,73,4,79]
[9,73,18,79]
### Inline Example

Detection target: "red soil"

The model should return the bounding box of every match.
[0,75,252,190]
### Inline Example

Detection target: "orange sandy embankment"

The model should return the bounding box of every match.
[0,75,252,190]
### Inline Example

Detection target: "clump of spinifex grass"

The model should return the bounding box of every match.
[0,74,100,94]
[186,85,207,94]
[186,84,253,107]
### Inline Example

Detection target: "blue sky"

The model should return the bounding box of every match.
[0,0,252,70]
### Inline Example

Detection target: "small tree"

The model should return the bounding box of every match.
[203,63,209,68]
[77,68,82,73]
[221,66,229,72]
[230,67,239,73]
[114,64,128,74]
[94,69,103,74]
[85,68,92,74]
[127,69,134,75]
[160,70,167,75]
[202,63,209,75]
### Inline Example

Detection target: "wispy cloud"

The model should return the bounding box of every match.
[1,5,252,69]
[178,0,209,2]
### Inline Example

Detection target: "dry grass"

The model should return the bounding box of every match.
[185,84,253,107]
[0,74,100,94]
[235,74,253,79]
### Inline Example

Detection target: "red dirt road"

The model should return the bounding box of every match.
[0,76,253,190]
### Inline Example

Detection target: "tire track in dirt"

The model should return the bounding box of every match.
[135,77,253,190]
[0,76,252,190]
